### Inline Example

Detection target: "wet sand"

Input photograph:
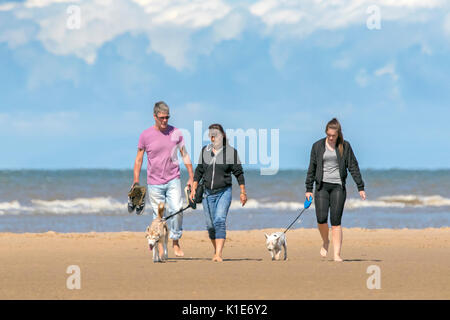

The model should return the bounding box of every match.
[0,228,449,299]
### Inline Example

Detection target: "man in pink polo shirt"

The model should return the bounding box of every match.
[133,101,194,257]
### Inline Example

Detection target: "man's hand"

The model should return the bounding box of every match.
[179,146,194,190]
[133,149,145,187]
[131,181,139,189]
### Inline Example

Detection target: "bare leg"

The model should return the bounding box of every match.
[210,239,216,252]
[213,238,225,262]
[332,225,343,262]
[318,223,330,257]
[172,240,184,257]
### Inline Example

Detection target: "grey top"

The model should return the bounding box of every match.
[322,146,341,185]
[305,138,365,192]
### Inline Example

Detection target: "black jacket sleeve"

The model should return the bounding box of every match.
[193,147,205,182]
[305,144,317,192]
[347,142,364,191]
[231,149,245,185]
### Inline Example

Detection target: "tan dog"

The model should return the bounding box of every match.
[145,202,169,262]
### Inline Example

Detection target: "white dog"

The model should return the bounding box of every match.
[145,202,168,263]
[265,232,287,261]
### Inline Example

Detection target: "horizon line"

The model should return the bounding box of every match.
[0,167,449,171]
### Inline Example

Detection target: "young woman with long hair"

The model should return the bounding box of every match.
[305,118,366,262]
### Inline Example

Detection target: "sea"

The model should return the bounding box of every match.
[0,169,449,233]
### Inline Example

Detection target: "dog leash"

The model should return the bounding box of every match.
[283,196,313,234]
[162,186,195,221]
[163,204,192,221]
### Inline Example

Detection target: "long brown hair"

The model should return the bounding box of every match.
[325,118,344,157]
[208,123,227,146]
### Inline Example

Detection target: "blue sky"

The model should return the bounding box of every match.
[1,0,450,170]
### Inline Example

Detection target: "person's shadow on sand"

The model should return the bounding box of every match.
[167,257,263,262]
[324,258,382,262]
[168,257,382,262]
[344,259,382,262]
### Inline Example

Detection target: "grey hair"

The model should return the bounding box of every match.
[154,101,170,115]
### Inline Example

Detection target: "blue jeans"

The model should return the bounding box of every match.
[147,178,183,240]
[202,186,232,239]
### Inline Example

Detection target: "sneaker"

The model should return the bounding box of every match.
[127,195,136,213]
[135,203,145,215]
[128,184,147,215]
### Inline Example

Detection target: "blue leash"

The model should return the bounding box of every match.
[283,196,313,233]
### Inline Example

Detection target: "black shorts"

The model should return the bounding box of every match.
[314,182,346,226]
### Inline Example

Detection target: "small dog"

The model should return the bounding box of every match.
[265,232,287,261]
[145,202,168,263]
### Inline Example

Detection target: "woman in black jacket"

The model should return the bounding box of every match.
[305,118,366,262]
[190,124,247,262]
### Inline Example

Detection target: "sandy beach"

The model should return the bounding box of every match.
[0,228,449,300]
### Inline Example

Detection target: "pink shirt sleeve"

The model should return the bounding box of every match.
[138,131,146,150]
[173,128,185,150]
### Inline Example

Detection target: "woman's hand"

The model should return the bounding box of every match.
[305,192,314,201]
[240,185,247,206]
[240,192,247,207]
[359,190,366,200]
[190,181,198,201]
[186,177,194,189]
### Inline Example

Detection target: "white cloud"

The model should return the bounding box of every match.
[0,2,17,11]
[249,0,278,17]
[354,63,402,104]
[421,43,432,55]
[0,27,35,48]
[332,56,351,69]
[378,0,444,8]
[0,110,160,138]
[0,0,231,69]
[444,13,450,37]
[247,0,448,67]
[0,111,80,137]
[137,0,230,28]
[24,0,80,9]
[250,1,305,27]
[355,68,369,87]
[375,63,399,81]
[249,0,447,36]
[374,63,402,102]
[212,11,245,42]
[356,63,399,88]
[0,0,448,70]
